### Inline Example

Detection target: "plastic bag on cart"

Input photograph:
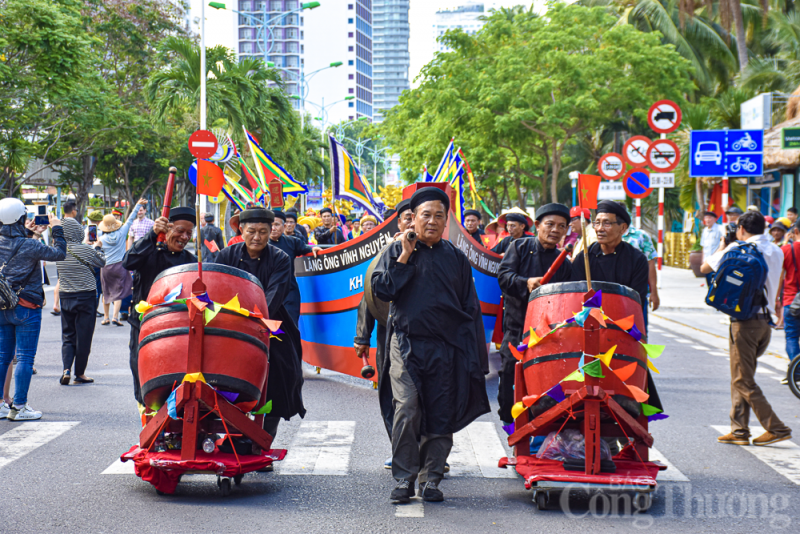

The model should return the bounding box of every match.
[535,429,612,462]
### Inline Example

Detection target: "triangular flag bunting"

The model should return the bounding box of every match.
[222,295,241,312]
[189,297,207,311]
[545,383,566,403]
[509,344,524,362]
[641,403,662,416]
[522,394,539,407]
[511,401,526,419]
[574,308,592,327]
[250,304,263,318]
[614,315,635,331]
[648,413,669,422]
[647,358,660,374]
[135,301,153,314]
[613,361,638,382]
[584,360,605,378]
[204,306,221,325]
[182,372,206,383]
[588,308,607,327]
[263,319,282,332]
[562,370,585,383]
[642,343,665,359]
[583,290,603,308]
[628,323,643,342]
[598,345,616,367]
[252,400,272,415]
[626,384,650,403]
[528,327,541,346]
[578,353,586,375]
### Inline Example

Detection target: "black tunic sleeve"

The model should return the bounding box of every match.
[571,250,587,282]
[354,295,375,347]
[497,240,528,301]
[266,248,291,319]
[213,226,225,250]
[123,229,158,271]
[491,236,509,254]
[371,241,415,302]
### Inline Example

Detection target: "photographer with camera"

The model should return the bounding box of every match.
[0,198,66,421]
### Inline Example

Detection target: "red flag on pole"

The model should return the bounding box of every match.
[197,160,225,197]
[578,174,601,210]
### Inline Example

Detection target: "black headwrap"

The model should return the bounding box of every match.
[319,207,333,215]
[504,213,529,228]
[239,208,275,225]
[169,207,196,225]
[463,209,481,220]
[273,211,287,222]
[410,186,450,213]
[534,203,570,223]
[596,200,631,226]
[285,211,297,221]
[396,199,412,216]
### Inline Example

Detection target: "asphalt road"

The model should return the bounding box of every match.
[1,290,799,533]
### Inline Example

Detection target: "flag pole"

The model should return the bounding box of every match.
[581,211,592,293]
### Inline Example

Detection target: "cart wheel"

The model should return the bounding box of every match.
[535,491,548,511]
[233,474,244,486]
[633,492,652,511]
[218,477,232,496]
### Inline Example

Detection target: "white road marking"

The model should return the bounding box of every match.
[0,422,80,470]
[712,425,800,485]
[649,328,665,333]
[449,422,515,478]
[661,333,678,338]
[708,351,729,357]
[649,447,689,482]
[101,459,136,474]
[675,339,693,344]
[278,421,355,476]
[692,345,711,351]
[395,498,424,517]
[756,368,776,375]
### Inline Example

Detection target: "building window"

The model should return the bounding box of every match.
[349,32,354,38]
[348,60,354,65]
[349,88,354,93]
[348,3,353,8]
[348,74,354,80]
[348,18,354,23]
[349,116,354,120]
[349,103,354,108]
[348,46,354,52]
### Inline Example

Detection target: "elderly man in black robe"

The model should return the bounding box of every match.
[372,187,490,504]
[314,207,345,245]
[269,211,321,326]
[496,203,572,424]
[355,199,413,447]
[212,207,305,437]
[492,209,533,255]
[123,207,197,406]
[463,209,485,245]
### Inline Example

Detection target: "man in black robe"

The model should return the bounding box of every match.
[314,207,345,245]
[284,209,308,243]
[463,209,485,245]
[492,210,532,255]
[355,199,413,444]
[269,211,321,326]
[372,187,490,504]
[571,201,649,315]
[496,203,572,424]
[123,207,197,405]
[212,208,305,436]
[200,213,225,262]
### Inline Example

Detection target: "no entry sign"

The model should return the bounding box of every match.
[622,168,652,199]
[188,130,218,159]
[648,100,682,134]
[646,139,680,172]
[598,153,625,180]
[622,136,651,168]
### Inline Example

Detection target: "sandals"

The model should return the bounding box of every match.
[112,319,123,327]
[101,320,110,325]
[73,376,94,384]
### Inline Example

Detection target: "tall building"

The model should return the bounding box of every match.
[372,0,409,123]
[304,1,373,125]
[234,0,305,109]
[433,2,485,54]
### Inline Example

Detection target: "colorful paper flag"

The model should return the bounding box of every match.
[182,372,206,383]
[221,295,241,312]
[509,344,524,362]
[583,290,603,308]
[578,173,602,209]
[135,301,153,314]
[614,315,635,331]
[511,401,526,420]
[252,400,272,415]
[589,308,606,327]
[584,360,605,378]
[245,127,307,195]
[641,403,662,416]
[522,394,539,407]
[647,358,660,374]
[528,327,541,347]
[598,345,616,367]
[626,384,650,402]
[628,323,643,341]
[204,306,220,325]
[642,343,666,359]
[648,413,669,422]
[197,160,225,197]
[612,361,638,382]
[562,369,585,383]
[545,383,566,403]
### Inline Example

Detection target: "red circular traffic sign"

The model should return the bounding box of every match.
[648,100,682,134]
[598,152,625,181]
[622,168,652,199]
[188,130,219,159]
[622,136,652,168]
[646,139,680,172]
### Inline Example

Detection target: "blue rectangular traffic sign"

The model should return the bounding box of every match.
[690,129,763,178]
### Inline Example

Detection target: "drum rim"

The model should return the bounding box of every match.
[139,326,269,354]
[529,281,641,306]
[153,262,263,290]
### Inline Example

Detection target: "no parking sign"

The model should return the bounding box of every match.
[622,168,652,199]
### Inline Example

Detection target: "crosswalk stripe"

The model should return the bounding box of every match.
[708,351,728,357]
[278,421,355,476]
[102,458,136,474]
[692,345,711,351]
[675,339,693,344]
[449,422,516,478]
[395,498,424,517]
[756,368,776,375]
[649,447,689,482]
[0,422,80,470]
[711,426,800,485]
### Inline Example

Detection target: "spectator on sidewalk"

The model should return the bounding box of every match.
[127,204,154,247]
[702,211,793,446]
[787,207,798,225]
[0,198,66,421]
[781,223,800,383]
[51,201,79,317]
[622,224,660,330]
[770,219,789,246]
[99,200,144,326]
[700,211,723,261]
[56,218,106,386]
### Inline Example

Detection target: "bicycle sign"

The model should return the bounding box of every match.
[622,136,651,168]
[689,129,763,178]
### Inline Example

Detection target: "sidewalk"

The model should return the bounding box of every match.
[654,265,789,361]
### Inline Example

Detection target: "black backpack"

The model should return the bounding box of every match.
[0,238,39,310]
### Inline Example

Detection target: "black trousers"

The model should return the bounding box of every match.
[129,315,142,404]
[60,292,98,376]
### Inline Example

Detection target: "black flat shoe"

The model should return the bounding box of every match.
[73,376,94,384]
[50,310,60,316]
[60,370,70,385]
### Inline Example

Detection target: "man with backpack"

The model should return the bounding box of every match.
[701,211,792,446]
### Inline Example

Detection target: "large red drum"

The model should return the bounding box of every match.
[522,281,647,417]
[138,264,270,410]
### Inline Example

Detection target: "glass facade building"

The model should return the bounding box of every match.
[353,0,374,119]
[371,0,409,123]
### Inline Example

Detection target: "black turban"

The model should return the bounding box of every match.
[204,214,214,223]
[273,211,286,222]
[396,199,412,215]
[596,200,631,226]
[285,211,297,221]
[463,209,481,220]
[410,186,450,213]
[504,213,529,228]
[169,207,196,225]
[534,203,570,223]
[239,208,275,225]
[319,207,333,215]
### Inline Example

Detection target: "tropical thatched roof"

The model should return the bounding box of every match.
[764,115,800,170]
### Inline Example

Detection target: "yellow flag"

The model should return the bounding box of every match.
[562,369,585,383]
[182,372,206,383]
[134,301,153,314]
[222,295,241,312]
[647,358,660,374]
[511,401,526,420]
[529,327,541,346]
[598,345,616,367]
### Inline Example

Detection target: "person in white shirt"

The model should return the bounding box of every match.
[700,211,723,260]
[701,211,792,446]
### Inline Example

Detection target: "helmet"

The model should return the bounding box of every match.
[0,198,27,225]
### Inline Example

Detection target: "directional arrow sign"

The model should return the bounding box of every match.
[622,168,652,199]
[188,129,218,159]
[598,153,625,181]
[646,139,680,172]
[622,136,651,168]
[648,100,682,134]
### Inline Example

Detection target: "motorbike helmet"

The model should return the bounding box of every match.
[0,198,27,226]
